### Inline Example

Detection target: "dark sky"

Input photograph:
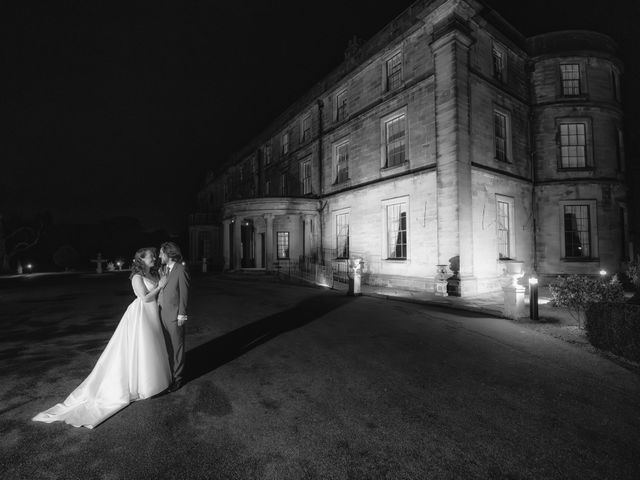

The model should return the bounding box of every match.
[5,0,639,233]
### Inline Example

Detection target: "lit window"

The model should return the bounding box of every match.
[335,141,349,183]
[497,200,511,259]
[563,205,591,258]
[559,123,587,168]
[280,173,287,196]
[301,159,312,195]
[336,90,347,122]
[336,213,349,259]
[384,114,406,168]
[386,52,402,91]
[494,110,509,162]
[386,202,407,259]
[282,132,290,155]
[277,232,289,259]
[265,179,270,196]
[560,64,581,96]
[301,115,311,142]
[492,44,506,82]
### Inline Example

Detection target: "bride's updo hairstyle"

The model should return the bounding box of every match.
[129,247,159,279]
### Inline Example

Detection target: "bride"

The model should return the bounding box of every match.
[32,247,172,429]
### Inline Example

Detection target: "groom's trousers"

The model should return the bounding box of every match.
[159,309,185,386]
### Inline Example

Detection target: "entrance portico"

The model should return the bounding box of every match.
[222,198,320,271]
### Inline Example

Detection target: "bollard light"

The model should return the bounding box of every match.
[599,269,607,277]
[26,263,33,274]
[528,277,539,321]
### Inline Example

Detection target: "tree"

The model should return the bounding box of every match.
[0,214,43,273]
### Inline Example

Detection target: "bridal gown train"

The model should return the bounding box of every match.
[32,276,171,429]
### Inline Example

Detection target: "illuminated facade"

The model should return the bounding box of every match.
[189,0,629,294]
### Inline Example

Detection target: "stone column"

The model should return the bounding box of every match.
[264,214,274,271]
[431,16,476,296]
[233,217,242,270]
[222,219,231,271]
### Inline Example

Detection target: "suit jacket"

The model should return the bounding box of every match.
[158,262,190,322]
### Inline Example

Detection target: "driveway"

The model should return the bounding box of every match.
[1,273,639,479]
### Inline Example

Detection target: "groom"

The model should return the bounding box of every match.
[158,241,190,392]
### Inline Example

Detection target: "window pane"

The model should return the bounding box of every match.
[497,201,510,258]
[387,203,407,259]
[385,115,406,168]
[564,205,590,257]
[277,232,289,259]
[494,111,507,161]
[336,143,349,183]
[492,46,504,81]
[559,123,586,168]
[386,53,402,91]
[336,213,349,258]
[561,64,581,96]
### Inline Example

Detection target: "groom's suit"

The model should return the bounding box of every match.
[158,262,190,387]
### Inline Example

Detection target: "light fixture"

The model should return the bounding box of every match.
[599,269,607,276]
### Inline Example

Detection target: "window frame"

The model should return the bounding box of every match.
[495,195,515,260]
[492,42,507,83]
[381,196,409,261]
[263,143,272,166]
[300,158,312,195]
[281,131,290,155]
[493,107,512,163]
[280,172,287,196]
[384,50,403,92]
[380,108,408,170]
[334,209,350,259]
[556,118,592,170]
[559,63,583,97]
[276,232,290,260]
[301,114,312,143]
[335,89,348,122]
[559,200,598,261]
[333,139,350,184]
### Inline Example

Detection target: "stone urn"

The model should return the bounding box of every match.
[503,260,525,287]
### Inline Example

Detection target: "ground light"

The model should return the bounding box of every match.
[529,277,539,321]
[26,263,33,274]
[599,269,607,277]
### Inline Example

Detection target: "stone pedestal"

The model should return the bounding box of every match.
[348,258,363,296]
[503,285,525,320]
[435,264,449,297]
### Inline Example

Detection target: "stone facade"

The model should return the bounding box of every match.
[189,0,629,293]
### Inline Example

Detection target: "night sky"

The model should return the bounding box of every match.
[5,0,639,234]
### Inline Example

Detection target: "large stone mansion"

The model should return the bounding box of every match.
[188,0,629,295]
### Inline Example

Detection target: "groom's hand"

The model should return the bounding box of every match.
[177,315,187,326]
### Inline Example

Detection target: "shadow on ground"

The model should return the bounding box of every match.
[185,293,355,383]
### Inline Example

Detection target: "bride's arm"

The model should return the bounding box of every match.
[132,275,162,303]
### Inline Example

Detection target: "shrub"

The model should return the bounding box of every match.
[549,275,625,328]
[626,255,640,291]
[585,302,640,362]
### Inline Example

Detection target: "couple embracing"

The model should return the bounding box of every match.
[33,242,190,429]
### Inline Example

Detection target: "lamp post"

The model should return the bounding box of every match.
[26,263,33,274]
[529,277,539,321]
[116,260,123,271]
[599,269,607,278]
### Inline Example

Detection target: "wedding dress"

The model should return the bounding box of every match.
[32,276,171,429]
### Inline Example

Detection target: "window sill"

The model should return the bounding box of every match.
[560,257,599,263]
[381,162,409,177]
[494,157,512,164]
[333,178,351,187]
[557,167,594,172]
[384,258,408,262]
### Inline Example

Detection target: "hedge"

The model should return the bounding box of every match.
[585,302,640,362]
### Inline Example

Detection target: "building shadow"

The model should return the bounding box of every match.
[184,293,356,384]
